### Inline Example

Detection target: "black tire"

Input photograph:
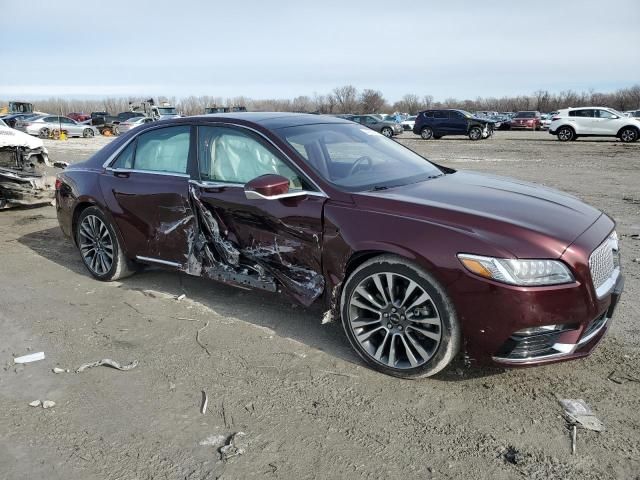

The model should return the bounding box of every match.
[420,127,433,140]
[83,128,94,138]
[340,255,460,379]
[619,127,639,143]
[39,127,50,139]
[76,206,134,281]
[468,126,482,140]
[112,125,120,136]
[557,126,574,142]
[381,127,393,137]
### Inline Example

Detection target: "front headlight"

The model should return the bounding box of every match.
[457,254,574,286]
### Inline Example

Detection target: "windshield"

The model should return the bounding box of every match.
[158,107,177,115]
[276,123,444,192]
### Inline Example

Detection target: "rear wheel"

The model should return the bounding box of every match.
[620,127,638,143]
[420,127,433,140]
[469,126,482,140]
[381,127,393,137]
[557,126,574,142]
[76,206,133,281]
[340,255,460,378]
[39,127,50,138]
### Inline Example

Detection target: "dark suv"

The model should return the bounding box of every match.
[413,109,494,140]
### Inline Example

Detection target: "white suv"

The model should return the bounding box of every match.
[549,107,640,142]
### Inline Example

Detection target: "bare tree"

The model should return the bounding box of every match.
[359,89,386,113]
[332,85,359,114]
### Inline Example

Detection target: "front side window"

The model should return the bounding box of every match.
[596,109,615,119]
[197,126,305,189]
[112,140,135,169]
[277,123,443,191]
[124,126,190,173]
[434,111,448,119]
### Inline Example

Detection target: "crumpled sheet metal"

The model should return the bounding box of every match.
[75,358,139,373]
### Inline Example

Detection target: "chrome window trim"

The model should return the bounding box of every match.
[188,179,327,199]
[135,256,182,268]
[103,121,329,198]
[106,167,190,178]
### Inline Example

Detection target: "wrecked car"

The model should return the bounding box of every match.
[0,119,66,209]
[55,113,623,378]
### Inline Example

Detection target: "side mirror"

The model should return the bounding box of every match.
[244,174,305,200]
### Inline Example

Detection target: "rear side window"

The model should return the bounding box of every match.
[111,126,190,173]
[569,109,594,117]
[134,126,190,173]
[434,111,448,119]
[596,110,615,119]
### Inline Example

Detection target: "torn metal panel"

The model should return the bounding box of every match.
[185,184,323,304]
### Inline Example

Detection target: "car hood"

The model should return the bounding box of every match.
[0,125,46,150]
[354,171,602,258]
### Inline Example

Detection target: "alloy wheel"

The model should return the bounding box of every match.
[620,128,637,143]
[83,128,94,138]
[381,127,393,137]
[558,127,573,141]
[421,127,433,140]
[79,215,114,275]
[469,127,482,140]
[347,272,442,369]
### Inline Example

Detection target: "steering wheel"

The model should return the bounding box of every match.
[348,156,373,177]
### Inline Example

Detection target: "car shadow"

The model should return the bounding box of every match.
[18,226,503,382]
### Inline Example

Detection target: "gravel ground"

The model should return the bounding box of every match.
[0,130,638,479]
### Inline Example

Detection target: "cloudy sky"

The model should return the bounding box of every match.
[1,0,638,101]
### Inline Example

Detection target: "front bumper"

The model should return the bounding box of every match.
[449,215,622,367]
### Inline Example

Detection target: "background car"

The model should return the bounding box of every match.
[16,115,99,138]
[510,111,542,130]
[549,107,640,142]
[67,112,91,122]
[0,112,40,129]
[117,116,155,133]
[55,113,623,378]
[400,115,417,131]
[346,114,403,137]
[413,109,494,140]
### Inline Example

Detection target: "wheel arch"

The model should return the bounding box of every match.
[616,124,639,137]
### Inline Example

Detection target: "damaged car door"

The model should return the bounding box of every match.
[100,125,196,266]
[189,125,326,305]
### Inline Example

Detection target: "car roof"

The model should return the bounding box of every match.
[188,112,352,129]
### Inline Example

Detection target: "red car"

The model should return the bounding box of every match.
[67,112,91,123]
[511,111,542,130]
[55,113,623,378]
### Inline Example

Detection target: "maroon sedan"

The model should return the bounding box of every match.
[55,113,623,378]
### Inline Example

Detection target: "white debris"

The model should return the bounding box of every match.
[42,400,56,409]
[14,351,45,364]
[29,400,42,407]
[76,358,139,373]
[559,399,605,431]
[199,434,226,447]
[200,390,208,415]
[53,367,69,374]
[177,293,186,301]
[321,310,335,324]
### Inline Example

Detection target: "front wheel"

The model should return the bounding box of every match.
[76,206,134,281]
[557,126,574,141]
[620,127,638,143]
[39,127,50,138]
[340,255,460,378]
[83,128,94,138]
[381,127,393,137]
[468,126,482,140]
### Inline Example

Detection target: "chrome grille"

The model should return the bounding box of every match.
[589,232,617,297]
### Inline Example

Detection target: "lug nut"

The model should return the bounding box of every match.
[398,326,403,331]
[391,308,396,313]
[387,323,392,329]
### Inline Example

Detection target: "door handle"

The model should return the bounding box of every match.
[113,170,130,178]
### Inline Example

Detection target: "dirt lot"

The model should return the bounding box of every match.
[1,130,639,479]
